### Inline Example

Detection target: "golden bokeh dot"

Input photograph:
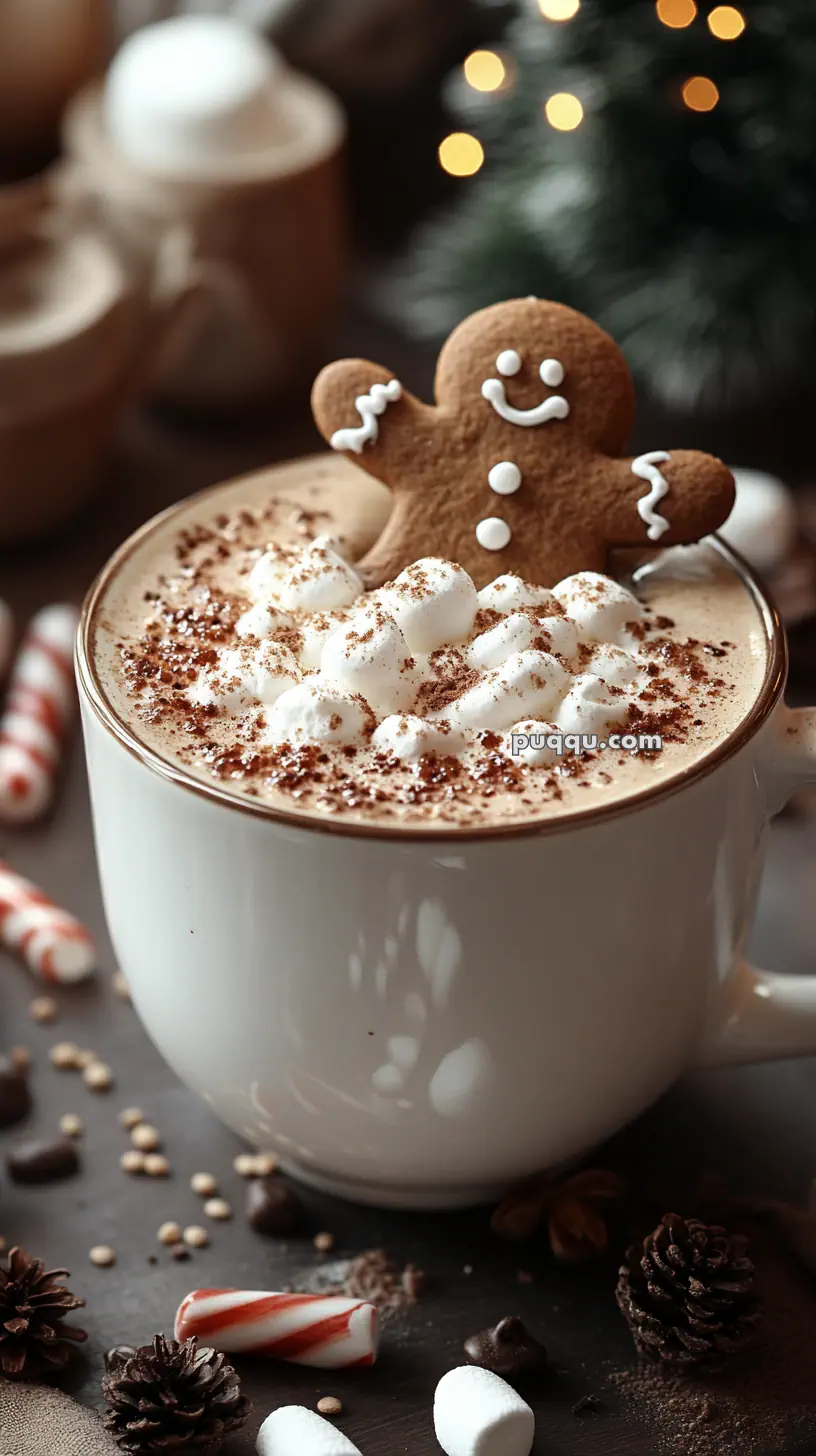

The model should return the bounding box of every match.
[707,5,745,39]
[682,75,720,111]
[463,50,507,93]
[544,92,584,131]
[537,0,580,19]
[438,132,485,177]
[656,0,697,28]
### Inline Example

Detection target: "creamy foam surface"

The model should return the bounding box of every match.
[91,456,770,830]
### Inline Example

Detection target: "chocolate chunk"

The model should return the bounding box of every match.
[6,1137,80,1184]
[0,1054,31,1128]
[246,1177,303,1236]
[464,1316,547,1378]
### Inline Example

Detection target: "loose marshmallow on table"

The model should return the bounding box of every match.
[434,1366,534,1456]
[321,610,418,714]
[477,574,558,615]
[553,571,643,643]
[381,558,478,653]
[373,715,464,763]
[443,650,570,733]
[265,683,370,746]
[256,1406,362,1456]
[105,16,289,177]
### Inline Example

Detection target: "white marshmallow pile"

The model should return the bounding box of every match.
[190,538,648,762]
[434,1367,535,1456]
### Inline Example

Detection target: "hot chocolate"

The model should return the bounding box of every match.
[90,454,769,831]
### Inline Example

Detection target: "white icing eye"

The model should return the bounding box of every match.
[476,517,512,551]
[487,461,522,496]
[539,358,565,388]
[496,350,522,377]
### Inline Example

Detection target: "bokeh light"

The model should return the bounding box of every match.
[544,92,584,130]
[463,50,507,93]
[537,0,580,20]
[656,0,697,27]
[707,5,745,38]
[682,75,720,111]
[438,132,485,177]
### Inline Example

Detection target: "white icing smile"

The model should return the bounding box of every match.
[481,353,569,427]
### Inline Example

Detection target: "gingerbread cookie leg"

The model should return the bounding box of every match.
[600,450,735,551]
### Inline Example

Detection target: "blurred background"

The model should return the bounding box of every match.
[2,0,816,692]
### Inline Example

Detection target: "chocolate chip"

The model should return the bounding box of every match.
[6,1136,80,1183]
[0,1055,31,1129]
[246,1177,303,1236]
[464,1316,547,1378]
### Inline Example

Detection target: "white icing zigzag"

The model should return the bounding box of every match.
[632,451,671,541]
[330,379,402,454]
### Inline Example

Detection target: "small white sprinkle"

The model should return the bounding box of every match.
[49,1042,80,1070]
[191,1172,218,1197]
[476,517,512,551]
[131,1123,160,1151]
[487,461,522,496]
[183,1225,209,1248]
[204,1197,232,1221]
[119,1107,144,1129]
[90,1244,116,1267]
[59,1113,84,1138]
[157,1221,182,1246]
[84,1061,113,1091]
[144,1153,170,1178]
[539,357,565,387]
[496,349,522,377]
[121,1149,146,1174]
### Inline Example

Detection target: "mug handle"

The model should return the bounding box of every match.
[696,706,816,1066]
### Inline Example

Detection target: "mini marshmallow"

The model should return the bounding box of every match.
[585,643,644,689]
[552,571,643,643]
[265,683,370,746]
[372,715,464,763]
[278,537,363,612]
[191,641,300,711]
[503,719,559,766]
[300,613,347,669]
[468,612,578,670]
[321,610,418,714]
[444,650,570,733]
[434,1366,534,1456]
[381,559,477,653]
[248,546,293,602]
[256,1406,362,1456]
[235,602,294,640]
[477,574,558,615]
[554,673,629,738]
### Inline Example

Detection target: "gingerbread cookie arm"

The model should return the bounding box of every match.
[600,449,735,549]
[311,359,443,490]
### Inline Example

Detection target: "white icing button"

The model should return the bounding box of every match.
[539,358,565,388]
[496,350,521,377]
[476,518,512,551]
[488,461,522,496]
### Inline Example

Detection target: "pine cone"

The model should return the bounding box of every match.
[102,1335,251,1454]
[0,1246,87,1380]
[616,1213,762,1365]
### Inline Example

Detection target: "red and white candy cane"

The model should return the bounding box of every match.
[0,859,96,983]
[0,604,79,824]
[0,600,12,680]
[175,1289,380,1368]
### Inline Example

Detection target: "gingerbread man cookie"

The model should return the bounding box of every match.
[311,298,735,590]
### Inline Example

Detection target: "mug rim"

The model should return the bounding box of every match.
[76,469,788,844]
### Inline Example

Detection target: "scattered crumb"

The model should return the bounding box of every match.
[204,1197,232,1221]
[131,1123,160,1151]
[314,1232,335,1253]
[59,1114,84,1138]
[144,1154,170,1177]
[121,1150,146,1175]
[317,1397,343,1417]
[119,1107,145,1129]
[49,1042,80,1069]
[90,1245,116,1267]
[191,1171,218,1197]
[183,1225,209,1249]
[84,1061,113,1091]
[157,1221,182,1246]
[29,996,58,1024]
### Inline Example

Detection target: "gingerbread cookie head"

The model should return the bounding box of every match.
[434,297,635,455]
[311,297,734,589]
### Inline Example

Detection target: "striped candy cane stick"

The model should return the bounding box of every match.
[0,600,12,680]
[0,860,96,983]
[0,604,79,823]
[175,1289,380,1368]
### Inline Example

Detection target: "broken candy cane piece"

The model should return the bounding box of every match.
[256,1406,362,1456]
[0,859,96,983]
[175,1289,380,1368]
[434,1366,535,1456]
[0,604,79,823]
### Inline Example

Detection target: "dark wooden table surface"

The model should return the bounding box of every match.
[3,308,816,1456]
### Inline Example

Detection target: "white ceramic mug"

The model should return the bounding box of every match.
[77,481,816,1209]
